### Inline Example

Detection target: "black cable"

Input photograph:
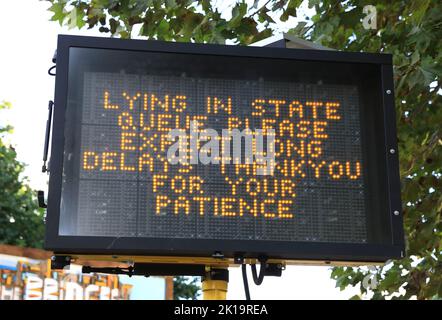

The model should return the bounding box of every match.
[251,257,267,285]
[48,65,56,76]
[241,264,251,300]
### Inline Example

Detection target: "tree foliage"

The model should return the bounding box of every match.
[45,0,304,44]
[0,101,45,248]
[46,0,441,299]
[173,276,200,300]
[303,0,441,300]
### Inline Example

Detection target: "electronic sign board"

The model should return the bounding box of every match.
[44,35,404,263]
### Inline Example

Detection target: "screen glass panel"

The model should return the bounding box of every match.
[59,47,391,244]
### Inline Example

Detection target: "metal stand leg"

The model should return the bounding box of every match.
[202,267,229,300]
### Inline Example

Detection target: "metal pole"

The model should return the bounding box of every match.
[165,276,174,300]
[202,267,229,300]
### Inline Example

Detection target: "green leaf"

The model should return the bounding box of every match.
[411,51,420,66]
[0,101,12,110]
[410,0,431,25]
[48,3,67,25]
[308,0,320,8]
[287,21,308,37]
[157,19,170,39]
[280,0,302,22]
[229,2,248,28]
[258,7,275,24]
[201,0,212,13]
[251,28,273,43]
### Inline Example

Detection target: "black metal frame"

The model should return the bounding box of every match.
[45,35,404,263]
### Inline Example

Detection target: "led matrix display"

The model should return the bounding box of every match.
[61,54,368,244]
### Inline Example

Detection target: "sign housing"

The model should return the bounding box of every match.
[44,35,404,263]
